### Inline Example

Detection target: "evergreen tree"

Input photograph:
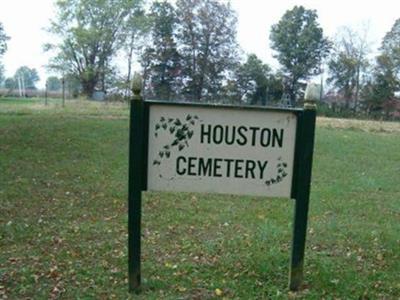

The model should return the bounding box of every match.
[270,6,331,105]
[142,1,181,100]
[176,0,239,101]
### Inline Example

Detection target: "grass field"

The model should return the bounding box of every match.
[1,98,399,299]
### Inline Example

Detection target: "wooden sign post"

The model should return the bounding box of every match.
[128,76,317,292]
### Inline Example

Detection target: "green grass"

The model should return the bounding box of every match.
[0,98,399,299]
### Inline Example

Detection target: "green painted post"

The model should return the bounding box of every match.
[289,84,317,291]
[128,73,144,292]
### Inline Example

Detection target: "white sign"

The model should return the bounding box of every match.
[147,104,297,197]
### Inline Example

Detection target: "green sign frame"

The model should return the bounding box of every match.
[128,88,316,293]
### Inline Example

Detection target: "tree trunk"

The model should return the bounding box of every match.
[81,78,97,98]
[354,64,360,112]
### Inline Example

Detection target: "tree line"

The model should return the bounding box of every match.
[0,1,399,116]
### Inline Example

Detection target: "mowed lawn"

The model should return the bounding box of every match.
[0,99,399,299]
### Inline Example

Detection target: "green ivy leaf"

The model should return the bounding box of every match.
[178,144,185,151]
[174,119,181,126]
[188,130,193,139]
[186,114,192,121]
[162,123,167,130]
[165,151,170,158]
[176,129,185,140]
[169,126,175,134]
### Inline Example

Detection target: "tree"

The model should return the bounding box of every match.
[222,54,284,105]
[0,22,10,57]
[142,1,181,100]
[0,64,4,86]
[14,66,40,90]
[270,6,331,105]
[4,77,15,90]
[381,18,400,80]
[362,54,399,117]
[0,22,10,86]
[46,0,137,97]
[234,54,271,104]
[121,0,149,97]
[327,26,370,110]
[176,0,239,101]
[46,76,62,91]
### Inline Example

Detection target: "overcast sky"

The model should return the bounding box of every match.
[0,0,399,88]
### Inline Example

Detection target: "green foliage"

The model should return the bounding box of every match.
[234,54,270,104]
[121,0,149,97]
[46,76,62,91]
[232,54,283,105]
[176,0,239,101]
[14,66,40,90]
[0,63,4,86]
[0,22,10,57]
[327,27,370,109]
[46,0,144,97]
[381,18,400,77]
[142,1,181,100]
[0,22,9,85]
[270,6,331,105]
[361,54,399,116]
[4,77,15,90]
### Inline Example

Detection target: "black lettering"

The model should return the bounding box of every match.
[272,129,284,147]
[224,159,234,177]
[188,157,197,176]
[225,126,235,145]
[234,159,244,178]
[257,160,268,179]
[176,156,186,175]
[237,126,247,145]
[198,158,212,176]
[245,160,256,179]
[213,158,222,177]
[200,124,211,144]
[249,127,260,146]
[260,128,271,147]
[213,125,223,144]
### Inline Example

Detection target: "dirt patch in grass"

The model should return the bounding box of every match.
[317,117,400,133]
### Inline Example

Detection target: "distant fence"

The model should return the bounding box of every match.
[0,88,74,99]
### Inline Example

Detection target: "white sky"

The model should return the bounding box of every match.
[0,0,399,88]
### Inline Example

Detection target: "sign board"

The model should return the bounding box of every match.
[147,104,297,197]
[127,94,316,293]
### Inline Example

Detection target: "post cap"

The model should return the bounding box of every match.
[132,73,143,99]
[304,83,320,110]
